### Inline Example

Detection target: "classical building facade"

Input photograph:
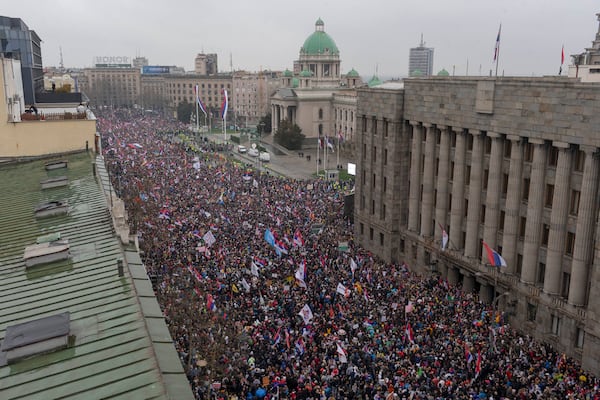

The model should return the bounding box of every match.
[81,66,141,107]
[355,76,600,374]
[271,19,362,148]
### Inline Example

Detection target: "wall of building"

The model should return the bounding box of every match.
[354,76,600,375]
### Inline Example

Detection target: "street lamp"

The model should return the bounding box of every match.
[492,291,510,312]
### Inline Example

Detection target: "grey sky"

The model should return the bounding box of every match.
[5,0,599,77]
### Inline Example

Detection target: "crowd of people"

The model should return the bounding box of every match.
[97,109,599,400]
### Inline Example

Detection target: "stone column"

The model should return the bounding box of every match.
[479,283,493,304]
[463,274,475,293]
[521,139,547,284]
[465,131,484,258]
[435,126,451,242]
[569,147,599,306]
[420,124,436,237]
[502,136,524,275]
[482,133,503,257]
[447,266,459,285]
[544,143,572,295]
[449,129,466,250]
[408,122,423,232]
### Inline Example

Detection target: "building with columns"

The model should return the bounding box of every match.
[271,18,362,148]
[355,76,600,374]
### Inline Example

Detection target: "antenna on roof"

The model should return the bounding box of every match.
[420,33,425,47]
[59,46,64,71]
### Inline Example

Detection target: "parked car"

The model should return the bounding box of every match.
[237,145,247,153]
[259,152,271,162]
[248,148,259,157]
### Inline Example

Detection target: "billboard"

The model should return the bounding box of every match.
[94,56,131,68]
[142,66,171,74]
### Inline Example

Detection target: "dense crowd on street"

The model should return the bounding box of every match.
[97,109,600,400]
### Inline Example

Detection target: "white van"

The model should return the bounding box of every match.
[259,152,270,162]
[248,148,259,157]
[237,145,247,153]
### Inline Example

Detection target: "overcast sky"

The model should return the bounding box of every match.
[4,0,599,78]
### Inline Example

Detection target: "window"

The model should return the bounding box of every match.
[383,177,387,193]
[363,143,367,159]
[464,199,469,217]
[372,117,378,134]
[527,302,537,322]
[369,227,374,241]
[525,142,534,162]
[574,149,585,172]
[372,174,376,188]
[379,232,384,246]
[361,195,365,210]
[516,254,523,276]
[381,204,386,219]
[383,119,389,137]
[371,200,375,215]
[465,166,471,183]
[561,272,570,298]
[542,224,550,246]
[450,162,454,180]
[384,149,388,165]
[502,174,509,197]
[537,262,545,286]
[566,232,575,255]
[522,178,530,201]
[548,147,559,166]
[483,169,489,190]
[481,205,486,224]
[499,211,505,231]
[362,170,366,186]
[576,327,585,349]
[551,315,561,335]
[504,140,512,158]
[448,194,452,211]
[467,134,474,151]
[362,116,367,132]
[360,223,364,235]
[545,184,554,208]
[519,217,527,238]
[373,146,377,162]
[570,190,580,215]
[318,108,323,119]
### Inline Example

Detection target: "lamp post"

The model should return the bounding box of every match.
[492,291,510,312]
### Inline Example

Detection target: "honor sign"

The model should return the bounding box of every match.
[94,56,131,68]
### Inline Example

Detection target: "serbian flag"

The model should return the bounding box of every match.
[195,84,207,116]
[405,322,414,344]
[482,241,507,267]
[475,350,482,376]
[273,326,282,346]
[326,137,335,152]
[299,304,313,325]
[220,89,228,120]
[206,293,216,312]
[293,230,304,247]
[493,24,501,62]
[336,342,348,363]
[439,223,449,251]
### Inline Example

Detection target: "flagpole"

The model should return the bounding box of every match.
[336,132,340,169]
[316,136,320,176]
[495,24,501,78]
[195,85,199,136]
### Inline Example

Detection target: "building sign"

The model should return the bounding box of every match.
[142,66,171,74]
[94,56,131,68]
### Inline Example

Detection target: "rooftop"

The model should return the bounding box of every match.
[0,152,193,399]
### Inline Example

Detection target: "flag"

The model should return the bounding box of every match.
[195,84,207,116]
[253,178,259,188]
[299,304,313,324]
[336,342,348,363]
[220,89,228,120]
[336,282,350,297]
[493,24,501,62]
[475,350,482,376]
[285,328,291,349]
[482,241,507,267]
[251,261,260,277]
[318,137,323,149]
[295,263,307,288]
[349,258,357,274]
[203,230,216,247]
[264,228,275,247]
[439,223,449,251]
[295,337,305,355]
[405,301,414,314]
[559,45,565,75]
[405,322,414,344]
[241,277,250,292]
[293,230,304,247]
[206,293,216,312]
[273,326,282,346]
[326,137,335,152]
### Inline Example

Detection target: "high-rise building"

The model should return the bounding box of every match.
[408,35,434,76]
[568,13,600,82]
[194,53,218,75]
[0,16,43,104]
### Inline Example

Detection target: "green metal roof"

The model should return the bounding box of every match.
[368,75,383,87]
[291,77,299,88]
[437,68,450,76]
[346,68,360,77]
[283,69,293,77]
[0,153,193,399]
[300,69,313,77]
[301,19,339,55]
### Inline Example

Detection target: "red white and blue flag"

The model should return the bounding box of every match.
[220,89,228,120]
[482,241,507,268]
[195,84,207,116]
[405,322,415,344]
[206,293,216,312]
[293,229,304,247]
[493,24,501,62]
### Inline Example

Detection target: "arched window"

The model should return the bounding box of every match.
[318,108,323,120]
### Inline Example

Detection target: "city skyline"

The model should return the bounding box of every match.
[4,0,599,78]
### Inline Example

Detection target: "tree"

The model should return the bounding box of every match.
[259,113,272,134]
[177,100,194,123]
[274,119,305,150]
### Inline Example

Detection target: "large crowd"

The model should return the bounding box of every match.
[97,109,599,400]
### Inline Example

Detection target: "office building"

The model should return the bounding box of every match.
[194,53,218,75]
[0,16,43,105]
[408,35,434,76]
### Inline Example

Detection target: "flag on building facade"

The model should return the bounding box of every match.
[482,241,507,267]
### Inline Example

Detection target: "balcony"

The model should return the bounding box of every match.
[20,111,90,122]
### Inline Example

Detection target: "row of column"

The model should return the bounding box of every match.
[406,122,599,306]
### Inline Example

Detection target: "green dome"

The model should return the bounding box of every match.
[346,68,360,77]
[283,69,293,77]
[410,69,423,77]
[437,69,450,76]
[300,69,313,77]
[292,77,299,88]
[368,75,382,87]
[301,18,339,55]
